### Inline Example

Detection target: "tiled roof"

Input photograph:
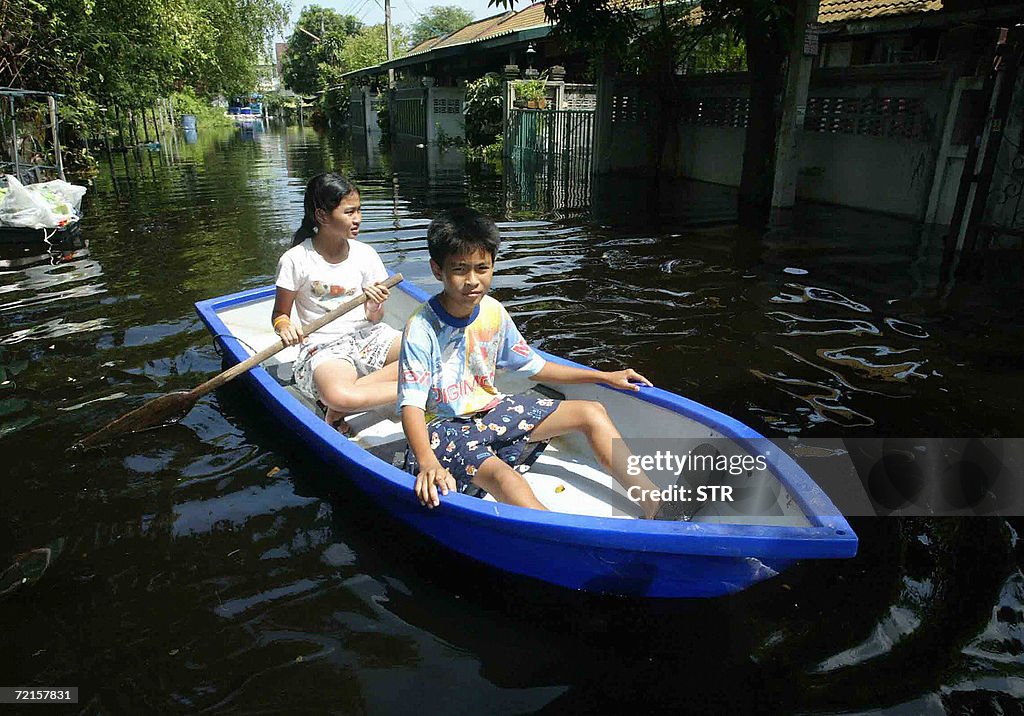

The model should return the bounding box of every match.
[687,0,943,26]
[405,35,446,56]
[431,12,515,48]
[818,0,943,24]
[488,2,549,34]
[401,2,551,59]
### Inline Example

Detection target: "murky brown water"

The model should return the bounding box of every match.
[1,124,1021,713]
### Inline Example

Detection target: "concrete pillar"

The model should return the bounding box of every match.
[771,0,820,209]
[425,86,435,144]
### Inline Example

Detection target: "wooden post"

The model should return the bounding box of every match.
[151,105,161,143]
[9,95,21,178]
[47,95,66,180]
[385,0,395,89]
[959,28,1024,260]
[114,102,127,150]
[129,109,141,148]
[102,110,112,155]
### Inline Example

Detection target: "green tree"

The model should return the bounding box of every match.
[408,5,475,47]
[282,6,363,96]
[0,0,285,159]
[339,23,409,73]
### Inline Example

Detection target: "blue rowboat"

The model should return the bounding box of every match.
[195,277,857,598]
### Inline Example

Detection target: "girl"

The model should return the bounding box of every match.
[273,173,401,433]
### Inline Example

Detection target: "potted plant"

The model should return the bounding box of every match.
[515,79,547,109]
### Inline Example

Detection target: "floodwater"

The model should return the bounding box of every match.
[1,124,1022,713]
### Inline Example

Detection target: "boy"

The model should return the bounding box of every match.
[398,207,667,518]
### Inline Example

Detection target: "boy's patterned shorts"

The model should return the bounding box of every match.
[404,394,562,497]
[292,323,400,404]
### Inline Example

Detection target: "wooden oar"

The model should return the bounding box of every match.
[73,273,404,450]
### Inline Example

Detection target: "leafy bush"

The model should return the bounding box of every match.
[464,73,503,147]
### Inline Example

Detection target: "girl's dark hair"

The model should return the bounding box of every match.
[292,172,359,246]
[426,207,501,266]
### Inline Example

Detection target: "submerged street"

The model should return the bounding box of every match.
[1,124,1021,712]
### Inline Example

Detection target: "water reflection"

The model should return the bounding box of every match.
[0,125,1021,711]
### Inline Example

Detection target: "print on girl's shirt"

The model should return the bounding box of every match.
[310,281,357,299]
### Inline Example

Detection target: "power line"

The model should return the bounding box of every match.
[350,0,373,21]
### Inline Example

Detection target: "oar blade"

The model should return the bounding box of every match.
[72,390,197,451]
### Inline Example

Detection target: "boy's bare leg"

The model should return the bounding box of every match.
[529,400,660,518]
[472,456,548,510]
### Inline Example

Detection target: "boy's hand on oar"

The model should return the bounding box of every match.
[415,461,456,508]
[600,368,653,392]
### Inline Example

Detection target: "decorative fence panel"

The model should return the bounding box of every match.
[392,90,426,140]
[506,108,595,211]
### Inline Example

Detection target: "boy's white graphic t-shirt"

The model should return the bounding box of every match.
[275,238,388,345]
[397,295,546,421]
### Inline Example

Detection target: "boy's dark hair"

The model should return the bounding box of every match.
[426,207,500,265]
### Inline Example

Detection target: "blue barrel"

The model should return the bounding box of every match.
[181,114,197,130]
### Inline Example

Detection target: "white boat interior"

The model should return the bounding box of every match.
[216,288,811,527]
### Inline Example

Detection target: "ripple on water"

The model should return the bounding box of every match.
[767,311,881,337]
[770,283,872,312]
[885,317,930,339]
[1,317,109,345]
[819,345,927,382]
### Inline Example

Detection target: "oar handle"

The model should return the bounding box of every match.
[190,273,404,400]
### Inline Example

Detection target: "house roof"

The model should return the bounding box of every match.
[342,2,552,77]
[402,3,550,59]
[687,0,944,26]
[818,0,943,24]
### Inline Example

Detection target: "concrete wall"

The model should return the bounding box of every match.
[425,87,465,144]
[595,74,654,173]
[672,73,748,186]
[796,64,954,219]
[596,62,960,222]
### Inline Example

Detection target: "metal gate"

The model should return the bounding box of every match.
[505,108,594,211]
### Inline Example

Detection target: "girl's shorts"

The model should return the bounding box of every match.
[404,394,561,497]
[292,323,400,403]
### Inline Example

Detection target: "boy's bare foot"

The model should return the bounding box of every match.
[324,407,353,437]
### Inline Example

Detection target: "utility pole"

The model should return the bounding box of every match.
[385,0,395,88]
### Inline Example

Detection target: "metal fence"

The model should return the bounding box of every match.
[505,108,595,211]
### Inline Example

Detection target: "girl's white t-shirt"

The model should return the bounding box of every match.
[275,238,388,344]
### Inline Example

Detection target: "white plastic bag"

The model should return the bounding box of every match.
[0,175,83,229]
[29,179,87,213]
